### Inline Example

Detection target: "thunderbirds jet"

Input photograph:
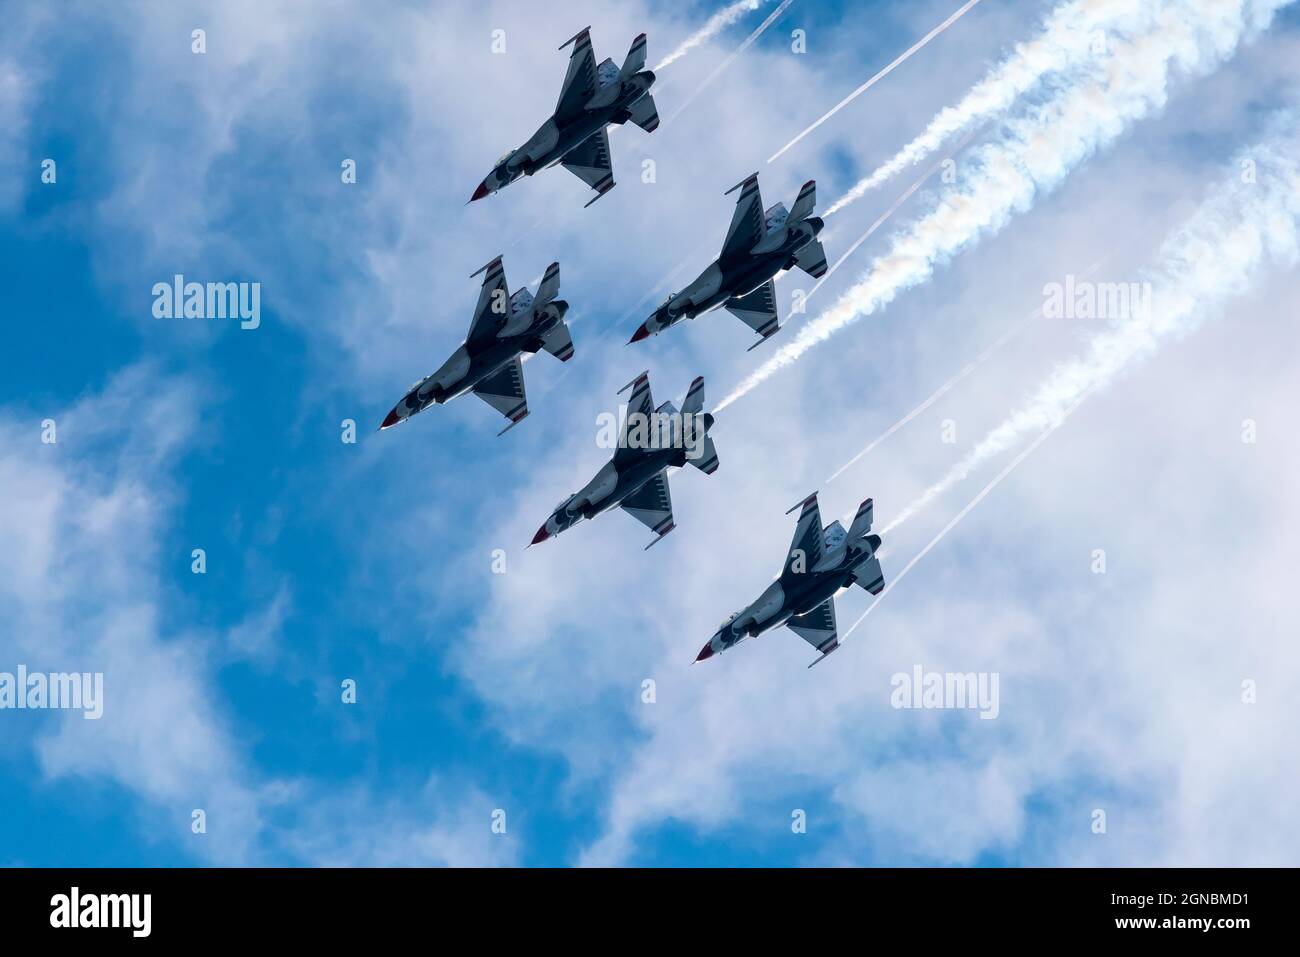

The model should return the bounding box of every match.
[696,493,884,668]
[531,372,718,549]
[629,173,828,349]
[470,28,659,208]
[379,257,573,435]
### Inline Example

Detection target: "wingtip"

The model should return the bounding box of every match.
[618,370,650,395]
[786,491,818,515]
[725,171,760,195]
[559,25,592,50]
[470,254,504,278]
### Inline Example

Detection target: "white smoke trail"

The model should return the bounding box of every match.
[716,0,1293,412]
[841,382,1097,641]
[825,256,1110,485]
[883,113,1300,536]
[664,0,795,123]
[767,0,985,165]
[654,0,763,71]
[825,0,1164,216]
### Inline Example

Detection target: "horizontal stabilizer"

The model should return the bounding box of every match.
[795,238,828,279]
[627,92,660,133]
[539,322,574,362]
[688,434,719,475]
[852,556,885,595]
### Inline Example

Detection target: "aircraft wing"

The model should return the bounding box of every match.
[471,357,528,434]
[719,173,765,264]
[787,596,838,656]
[724,279,779,341]
[620,470,675,548]
[555,27,598,125]
[782,493,824,578]
[562,128,615,206]
[466,256,509,349]
[613,371,655,467]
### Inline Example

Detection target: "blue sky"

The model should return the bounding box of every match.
[2,0,1299,867]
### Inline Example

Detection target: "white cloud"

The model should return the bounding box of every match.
[8,0,1299,868]
[0,365,267,862]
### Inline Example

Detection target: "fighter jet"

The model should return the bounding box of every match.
[629,173,829,349]
[379,256,573,435]
[531,372,719,549]
[696,493,884,668]
[470,28,659,208]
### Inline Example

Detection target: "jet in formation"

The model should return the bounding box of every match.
[471,28,659,208]
[531,372,719,549]
[629,173,829,349]
[696,493,885,668]
[379,257,573,435]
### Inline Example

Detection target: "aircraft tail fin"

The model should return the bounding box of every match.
[534,261,561,307]
[620,33,647,79]
[847,497,874,540]
[680,376,705,416]
[788,179,817,222]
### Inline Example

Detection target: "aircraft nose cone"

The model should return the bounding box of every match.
[470,181,490,202]
[531,525,551,546]
[628,322,652,344]
[379,408,401,430]
[694,642,715,663]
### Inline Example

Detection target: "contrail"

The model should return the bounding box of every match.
[824,0,1164,216]
[825,256,1110,485]
[717,0,1293,412]
[825,311,1035,484]
[665,0,796,123]
[841,384,1097,641]
[767,0,985,165]
[883,111,1300,537]
[654,0,763,71]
